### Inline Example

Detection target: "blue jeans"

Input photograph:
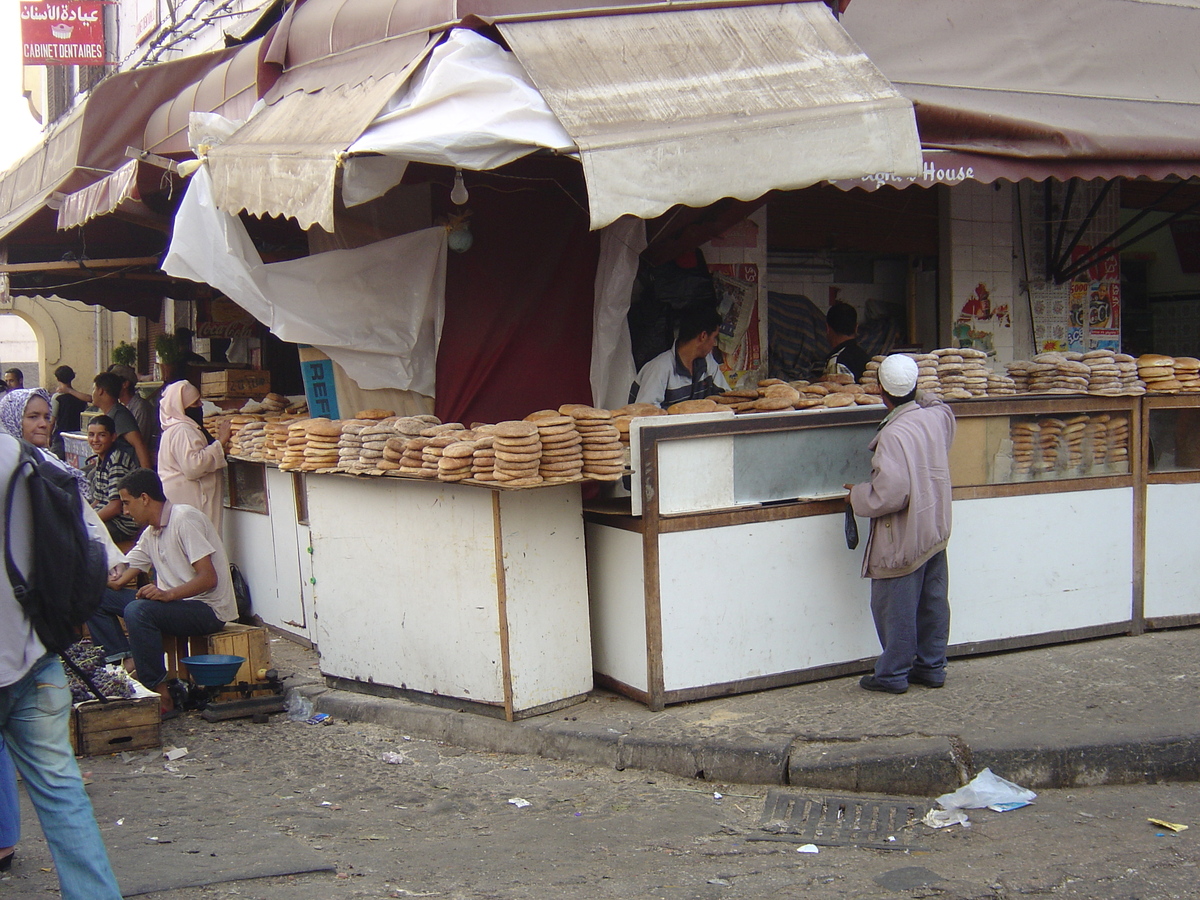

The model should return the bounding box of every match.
[0,737,17,847]
[87,588,137,662]
[869,550,951,689]
[0,655,123,899]
[124,598,223,690]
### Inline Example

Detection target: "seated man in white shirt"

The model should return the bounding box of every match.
[105,468,237,716]
[629,305,729,409]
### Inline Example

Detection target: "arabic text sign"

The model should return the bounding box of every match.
[21,1,106,65]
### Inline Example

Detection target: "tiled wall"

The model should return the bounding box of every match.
[944,181,1016,362]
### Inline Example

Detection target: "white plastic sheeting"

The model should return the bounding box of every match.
[590,216,646,411]
[344,30,575,207]
[163,166,445,395]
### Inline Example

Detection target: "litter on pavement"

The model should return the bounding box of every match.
[923,768,1037,829]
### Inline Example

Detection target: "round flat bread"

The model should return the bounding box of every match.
[492,420,540,439]
[824,393,855,408]
[495,449,542,463]
[753,397,795,411]
[666,399,720,415]
[541,434,582,448]
[524,410,564,421]
[536,426,578,441]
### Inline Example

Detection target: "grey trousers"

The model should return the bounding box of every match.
[869,550,950,689]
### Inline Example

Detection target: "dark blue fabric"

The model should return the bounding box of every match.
[868,550,950,688]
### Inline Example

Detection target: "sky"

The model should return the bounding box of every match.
[0,0,49,171]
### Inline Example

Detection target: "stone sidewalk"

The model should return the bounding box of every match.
[272,626,1200,795]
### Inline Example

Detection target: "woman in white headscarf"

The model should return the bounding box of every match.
[157,381,231,534]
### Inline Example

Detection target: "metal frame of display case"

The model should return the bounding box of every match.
[1139,393,1200,630]
[944,395,1142,648]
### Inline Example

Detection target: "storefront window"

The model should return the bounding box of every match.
[1147,408,1200,472]
[227,460,268,513]
[951,410,1132,486]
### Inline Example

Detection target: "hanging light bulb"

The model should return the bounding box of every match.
[450,168,469,206]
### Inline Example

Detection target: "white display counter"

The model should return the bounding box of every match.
[586,397,1142,710]
[303,474,592,720]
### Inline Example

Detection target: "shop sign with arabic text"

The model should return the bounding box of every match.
[21,1,106,65]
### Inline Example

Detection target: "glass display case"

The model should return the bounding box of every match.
[947,397,1138,489]
[1145,404,1200,473]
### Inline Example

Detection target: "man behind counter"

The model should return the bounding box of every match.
[629,305,729,409]
[821,302,870,382]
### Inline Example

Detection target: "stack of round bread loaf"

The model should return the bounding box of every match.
[490,420,544,487]
[437,438,476,482]
[1009,411,1131,480]
[260,392,289,414]
[263,417,295,462]
[524,412,584,482]
[1136,354,1200,393]
[469,430,497,481]
[228,415,269,458]
[610,403,667,458]
[301,419,343,472]
[337,419,372,473]
[932,347,990,399]
[561,405,624,481]
[416,425,466,480]
[1175,357,1200,391]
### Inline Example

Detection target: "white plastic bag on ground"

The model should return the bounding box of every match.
[937,767,1037,812]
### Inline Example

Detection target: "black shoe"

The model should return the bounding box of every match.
[0,850,14,872]
[908,672,945,689]
[859,675,907,694]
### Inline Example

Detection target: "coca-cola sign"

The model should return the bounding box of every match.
[21,1,106,66]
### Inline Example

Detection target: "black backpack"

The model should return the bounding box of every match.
[4,440,109,653]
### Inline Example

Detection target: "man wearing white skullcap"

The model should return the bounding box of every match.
[843,354,956,694]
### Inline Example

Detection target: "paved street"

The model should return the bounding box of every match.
[4,709,1199,900]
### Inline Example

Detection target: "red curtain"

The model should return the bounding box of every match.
[433,173,601,426]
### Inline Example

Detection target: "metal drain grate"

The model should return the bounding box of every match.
[753,792,931,851]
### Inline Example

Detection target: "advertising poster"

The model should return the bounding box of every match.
[710,263,763,388]
[1030,282,1070,352]
[1071,247,1122,350]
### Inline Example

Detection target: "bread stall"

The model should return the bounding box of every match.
[585,384,1143,710]
[217,408,627,720]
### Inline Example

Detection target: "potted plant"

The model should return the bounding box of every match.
[155,333,187,384]
[111,341,136,369]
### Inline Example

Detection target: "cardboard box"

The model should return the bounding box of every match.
[200,369,271,399]
[71,683,161,757]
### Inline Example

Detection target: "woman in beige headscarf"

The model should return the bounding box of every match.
[157,381,231,533]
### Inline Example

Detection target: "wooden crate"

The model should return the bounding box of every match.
[166,623,272,687]
[200,369,271,399]
[71,694,161,757]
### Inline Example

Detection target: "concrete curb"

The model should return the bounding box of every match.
[291,682,1200,796]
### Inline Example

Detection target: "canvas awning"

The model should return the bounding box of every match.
[204,0,456,232]
[0,48,246,244]
[205,0,920,232]
[840,0,1200,180]
[829,150,1200,193]
[55,159,158,231]
[495,2,922,229]
[143,38,268,157]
